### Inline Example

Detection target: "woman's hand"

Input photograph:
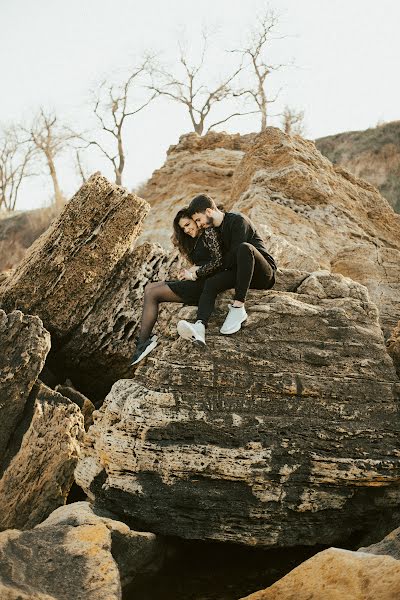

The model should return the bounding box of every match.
[178,268,197,280]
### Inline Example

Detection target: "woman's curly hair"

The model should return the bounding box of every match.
[171,207,197,264]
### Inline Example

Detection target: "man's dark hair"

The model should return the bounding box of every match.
[188,194,217,215]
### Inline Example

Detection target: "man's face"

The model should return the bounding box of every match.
[192,209,214,229]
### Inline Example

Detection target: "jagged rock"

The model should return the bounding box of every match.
[50,242,181,399]
[0,173,150,341]
[387,320,400,379]
[0,502,165,600]
[316,120,400,213]
[137,131,255,248]
[0,382,84,531]
[75,271,400,547]
[55,384,95,430]
[0,206,59,272]
[229,127,400,336]
[359,525,400,560]
[240,547,400,599]
[0,309,50,461]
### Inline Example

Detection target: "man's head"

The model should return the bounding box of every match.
[188,194,219,228]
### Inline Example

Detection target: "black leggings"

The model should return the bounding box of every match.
[197,242,275,325]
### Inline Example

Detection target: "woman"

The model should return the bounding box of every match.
[130,207,223,365]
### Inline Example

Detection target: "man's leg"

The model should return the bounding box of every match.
[221,243,275,334]
[177,271,236,344]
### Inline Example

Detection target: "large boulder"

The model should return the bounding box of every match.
[0,382,84,531]
[0,502,164,599]
[75,271,400,547]
[0,309,50,461]
[137,131,255,248]
[229,128,400,336]
[0,173,150,342]
[240,547,400,600]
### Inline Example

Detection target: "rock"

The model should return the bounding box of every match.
[0,173,150,341]
[359,525,400,560]
[316,120,400,213]
[230,127,400,335]
[0,309,51,461]
[387,320,400,379]
[0,502,165,600]
[0,206,59,272]
[137,131,255,248]
[75,271,400,547]
[0,381,84,531]
[240,547,400,599]
[55,384,95,430]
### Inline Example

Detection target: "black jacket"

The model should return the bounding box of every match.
[217,211,277,270]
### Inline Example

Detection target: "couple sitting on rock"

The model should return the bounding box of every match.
[130,194,277,365]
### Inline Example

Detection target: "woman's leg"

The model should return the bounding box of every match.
[138,282,183,342]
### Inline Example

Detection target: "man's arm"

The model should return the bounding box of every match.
[222,214,250,269]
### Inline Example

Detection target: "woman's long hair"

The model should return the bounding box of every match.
[171,208,197,263]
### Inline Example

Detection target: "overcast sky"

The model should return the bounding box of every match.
[1,0,399,210]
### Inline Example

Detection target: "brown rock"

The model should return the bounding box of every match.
[359,524,400,561]
[240,547,400,599]
[0,382,84,531]
[387,320,400,379]
[0,501,165,600]
[55,384,95,430]
[0,173,150,341]
[0,309,50,461]
[137,131,255,248]
[75,271,400,547]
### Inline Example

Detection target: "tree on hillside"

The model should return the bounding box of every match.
[85,56,158,186]
[233,8,289,131]
[148,31,257,135]
[0,127,35,211]
[282,105,305,136]
[22,108,78,208]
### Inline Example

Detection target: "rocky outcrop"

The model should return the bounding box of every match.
[316,120,400,213]
[0,502,164,599]
[240,547,400,599]
[0,173,150,342]
[387,320,400,379]
[0,382,84,531]
[0,309,50,460]
[137,131,255,248]
[54,384,95,430]
[0,206,59,272]
[75,271,400,547]
[359,524,400,560]
[230,128,400,336]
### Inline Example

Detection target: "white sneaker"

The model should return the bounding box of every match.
[220,304,247,335]
[177,320,206,345]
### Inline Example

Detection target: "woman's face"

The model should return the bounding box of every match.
[179,216,198,238]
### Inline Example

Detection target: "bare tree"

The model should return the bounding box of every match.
[74,148,89,185]
[282,105,305,136]
[148,31,257,135]
[22,108,77,208]
[0,127,35,211]
[86,56,157,186]
[233,9,288,131]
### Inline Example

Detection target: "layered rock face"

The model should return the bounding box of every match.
[229,128,400,336]
[0,172,150,341]
[76,271,400,547]
[387,320,400,379]
[316,120,400,213]
[0,502,164,600]
[137,131,255,248]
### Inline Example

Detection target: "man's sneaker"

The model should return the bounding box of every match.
[177,320,206,346]
[129,335,158,366]
[220,304,248,335]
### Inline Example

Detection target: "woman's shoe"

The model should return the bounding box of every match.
[129,335,158,366]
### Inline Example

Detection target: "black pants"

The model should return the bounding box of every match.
[197,242,276,325]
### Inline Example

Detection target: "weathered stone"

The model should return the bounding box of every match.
[0,173,150,341]
[240,547,400,599]
[0,309,50,461]
[55,384,95,430]
[359,525,400,560]
[137,131,255,248]
[229,127,400,335]
[0,382,84,531]
[0,502,164,599]
[75,271,400,547]
[387,320,400,379]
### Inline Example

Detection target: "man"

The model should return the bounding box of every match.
[177,194,277,345]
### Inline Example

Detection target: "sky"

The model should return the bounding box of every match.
[1,0,399,210]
